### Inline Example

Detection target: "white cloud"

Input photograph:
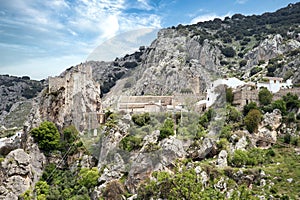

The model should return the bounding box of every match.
[0,0,163,78]
[190,13,232,24]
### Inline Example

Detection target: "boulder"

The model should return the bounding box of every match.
[217,150,228,168]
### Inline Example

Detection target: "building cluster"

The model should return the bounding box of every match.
[117,77,296,113]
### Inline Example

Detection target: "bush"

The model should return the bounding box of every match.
[221,47,236,58]
[120,135,142,151]
[230,150,249,167]
[239,60,247,67]
[199,109,215,128]
[31,121,61,151]
[258,88,273,106]
[250,66,262,76]
[132,113,151,126]
[283,93,300,112]
[159,118,174,141]
[243,102,258,116]
[63,125,79,143]
[226,88,234,104]
[78,167,99,189]
[271,99,287,115]
[35,181,49,200]
[244,109,262,133]
[226,105,241,123]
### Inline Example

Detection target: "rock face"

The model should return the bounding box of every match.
[0,146,46,199]
[187,138,217,160]
[0,75,44,128]
[256,109,282,146]
[26,63,102,132]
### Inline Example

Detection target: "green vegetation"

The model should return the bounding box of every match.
[225,88,234,104]
[132,113,151,126]
[243,102,258,116]
[258,87,273,106]
[221,46,236,58]
[159,118,175,141]
[31,121,61,152]
[35,164,99,199]
[120,135,143,152]
[244,109,262,133]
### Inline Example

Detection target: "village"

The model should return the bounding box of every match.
[117,77,299,114]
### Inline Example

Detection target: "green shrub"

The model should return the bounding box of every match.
[243,102,258,116]
[283,93,300,112]
[35,181,49,200]
[31,121,61,151]
[221,46,236,58]
[271,99,287,115]
[258,87,273,106]
[132,113,151,126]
[226,105,241,123]
[78,167,99,189]
[226,88,234,104]
[159,118,174,141]
[250,66,262,76]
[199,109,215,128]
[220,125,232,140]
[230,150,249,167]
[63,125,79,143]
[120,135,143,151]
[244,109,262,133]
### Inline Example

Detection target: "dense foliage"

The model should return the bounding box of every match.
[31,121,61,151]
[258,87,273,106]
[244,109,262,133]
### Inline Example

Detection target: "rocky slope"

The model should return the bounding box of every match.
[0,75,44,129]
[0,2,300,200]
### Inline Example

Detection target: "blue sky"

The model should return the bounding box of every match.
[0,0,298,80]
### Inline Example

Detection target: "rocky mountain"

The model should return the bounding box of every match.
[0,75,45,129]
[0,2,300,200]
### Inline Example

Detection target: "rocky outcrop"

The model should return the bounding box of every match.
[256,109,282,146]
[217,150,228,168]
[26,63,102,132]
[187,138,217,160]
[0,145,46,199]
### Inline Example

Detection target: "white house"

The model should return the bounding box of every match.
[205,78,246,107]
[257,77,293,93]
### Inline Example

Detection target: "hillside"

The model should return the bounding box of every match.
[0,75,45,129]
[0,2,300,200]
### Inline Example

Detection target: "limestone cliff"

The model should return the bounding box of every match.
[26,63,102,132]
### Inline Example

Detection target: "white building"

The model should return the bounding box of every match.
[257,77,292,93]
[205,78,246,107]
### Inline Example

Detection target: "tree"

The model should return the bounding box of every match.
[226,88,234,104]
[258,87,273,106]
[271,99,287,115]
[31,121,60,151]
[283,93,300,112]
[244,109,262,133]
[221,47,236,58]
[243,102,258,116]
[78,167,99,189]
[63,125,79,143]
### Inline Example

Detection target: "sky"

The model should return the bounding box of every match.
[0,0,299,80]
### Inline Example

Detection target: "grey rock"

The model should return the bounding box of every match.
[217,150,228,168]
[188,138,216,160]
[235,136,248,151]
[287,178,293,183]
